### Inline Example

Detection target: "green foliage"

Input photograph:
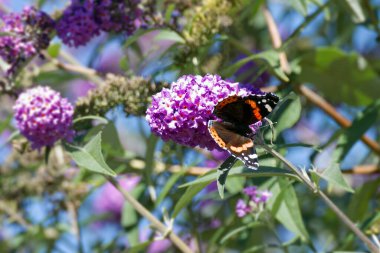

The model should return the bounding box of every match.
[67,131,116,177]
[296,47,380,106]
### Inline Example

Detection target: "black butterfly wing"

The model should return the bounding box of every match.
[208,120,259,170]
[213,93,279,125]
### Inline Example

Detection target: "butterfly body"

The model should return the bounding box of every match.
[208,93,279,169]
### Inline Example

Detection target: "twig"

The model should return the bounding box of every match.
[262,4,380,156]
[0,201,33,230]
[260,144,379,253]
[42,52,104,86]
[105,176,193,253]
[66,201,83,253]
[129,158,380,176]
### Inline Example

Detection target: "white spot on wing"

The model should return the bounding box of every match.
[265,104,272,112]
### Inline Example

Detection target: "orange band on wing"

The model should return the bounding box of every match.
[245,100,262,120]
[215,96,239,110]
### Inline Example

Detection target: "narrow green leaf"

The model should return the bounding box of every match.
[122,184,145,227]
[179,166,297,188]
[267,178,310,241]
[102,123,124,156]
[217,156,237,199]
[297,47,380,106]
[320,163,354,193]
[128,240,155,253]
[270,92,302,137]
[223,50,289,82]
[47,43,61,58]
[121,202,138,227]
[154,30,185,44]
[220,222,262,244]
[67,132,116,177]
[348,178,380,221]
[164,4,176,23]
[331,100,380,163]
[172,181,209,218]
[155,171,185,207]
[340,0,365,23]
[124,28,155,48]
[289,0,309,16]
[73,115,109,125]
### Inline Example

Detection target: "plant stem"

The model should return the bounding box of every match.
[105,176,193,253]
[260,144,379,253]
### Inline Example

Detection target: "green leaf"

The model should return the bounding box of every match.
[223,50,289,82]
[172,181,209,218]
[47,43,61,58]
[348,178,380,221]
[121,184,145,227]
[66,132,116,177]
[73,115,108,125]
[102,123,124,157]
[296,47,380,106]
[124,28,156,48]
[164,4,176,23]
[154,30,185,44]
[225,176,245,195]
[179,166,297,188]
[128,240,155,253]
[121,202,138,228]
[289,0,309,16]
[217,156,238,199]
[269,92,302,137]
[220,222,262,244]
[340,0,365,23]
[267,178,309,241]
[319,163,354,193]
[331,100,380,163]
[155,171,185,207]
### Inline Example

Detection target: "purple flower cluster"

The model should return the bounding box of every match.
[57,0,144,47]
[13,86,74,149]
[235,186,272,218]
[146,74,251,150]
[94,0,144,34]
[234,53,270,89]
[56,0,100,48]
[0,6,54,73]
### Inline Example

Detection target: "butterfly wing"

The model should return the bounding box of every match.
[213,93,279,125]
[208,120,259,170]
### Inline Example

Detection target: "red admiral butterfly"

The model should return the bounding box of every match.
[208,93,279,169]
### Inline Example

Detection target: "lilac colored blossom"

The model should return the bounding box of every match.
[56,0,100,47]
[93,0,144,34]
[146,74,255,150]
[235,199,252,218]
[235,54,270,89]
[94,175,141,221]
[0,6,54,73]
[147,239,172,253]
[243,186,257,197]
[13,86,74,149]
[259,190,272,203]
[236,186,272,217]
[66,79,95,102]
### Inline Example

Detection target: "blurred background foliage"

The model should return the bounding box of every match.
[0,0,380,252]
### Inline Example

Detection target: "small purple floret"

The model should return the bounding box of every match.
[235,199,252,218]
[13,86,75,149]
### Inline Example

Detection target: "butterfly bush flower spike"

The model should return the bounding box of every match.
[0,6,55,74]
[146,74,251,150]
[13,86,75,149]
